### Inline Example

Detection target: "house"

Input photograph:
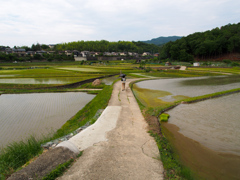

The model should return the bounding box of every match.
[142,52,151,56]
[111,52,118,56]
[48,44,56,49]
[81,51,90,57]
[104,52,112,56]
[154,53,159,57]
[47,51,55,54]
[26,51,35,57]
[72,50,81,56]
[193,62,200,66]
[12,49,26,56]
[119,52,126,56]
[128,52,133,56]
[165,61,172,66]
[65,50,72,56]
[5,48,13,54]
[36,51,47,55]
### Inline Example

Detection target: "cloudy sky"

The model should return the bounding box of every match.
[0,0,239,47]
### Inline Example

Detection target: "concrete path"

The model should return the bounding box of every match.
[57,79,164,180]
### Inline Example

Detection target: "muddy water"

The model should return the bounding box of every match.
[167,93,240,156]
[0,92,95,148]
[164,93,240,179]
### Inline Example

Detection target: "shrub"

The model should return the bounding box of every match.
[160,113,170,122]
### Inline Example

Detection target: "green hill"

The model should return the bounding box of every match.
[142,36,183,46]
[159,23,240,62]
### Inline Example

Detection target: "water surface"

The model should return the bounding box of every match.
[134,76,240,106]
[167,93,240,156]
[0,77,83,84]
[0,92,95,148]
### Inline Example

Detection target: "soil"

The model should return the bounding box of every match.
[144,113,162,136]
[7,147,77,180]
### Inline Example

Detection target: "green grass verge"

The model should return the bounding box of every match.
[149,131,193,179]
[147,70,221,77]
[0,136,45,178]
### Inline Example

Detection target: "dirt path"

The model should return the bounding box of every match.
[57,79,164,180]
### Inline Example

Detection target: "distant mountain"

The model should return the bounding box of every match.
[142,36,183,46]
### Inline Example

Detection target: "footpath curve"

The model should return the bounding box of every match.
[57,79,164,179]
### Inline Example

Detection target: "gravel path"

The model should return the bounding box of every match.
[57,79,164,180]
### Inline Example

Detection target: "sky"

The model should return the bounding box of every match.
[0,0,239,47]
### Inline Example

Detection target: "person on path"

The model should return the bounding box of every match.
[121,74,126,91]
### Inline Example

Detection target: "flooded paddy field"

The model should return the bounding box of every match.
[133,76,240,107]
[0,92,95,148]
[164,93,240,180]
[0,77,85,84]
[133,76,240,179]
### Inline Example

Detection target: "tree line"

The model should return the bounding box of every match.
[55,40,160,54]
[159,23,240,62]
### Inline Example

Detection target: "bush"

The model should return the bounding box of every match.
[223,59,231,64]
[231,62,240,67]
[160,113,170,122]
[145,67,152,72]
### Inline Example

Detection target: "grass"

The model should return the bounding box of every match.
[141,69,222,77]
[188,67,240,74]
[0,136,45,178]
[149,131,193,180]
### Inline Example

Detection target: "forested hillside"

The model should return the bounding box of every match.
[159,23,240,62]
[55,40,160,54]
[142,36,182,46]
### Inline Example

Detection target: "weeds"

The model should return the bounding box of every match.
[0,136,44,178]
[149,131,193,179]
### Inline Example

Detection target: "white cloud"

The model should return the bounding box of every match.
[0,0,239,47]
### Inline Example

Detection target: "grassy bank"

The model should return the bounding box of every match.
[0,136,45,179]
[0,83,113,179]
[53,84,113,138]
